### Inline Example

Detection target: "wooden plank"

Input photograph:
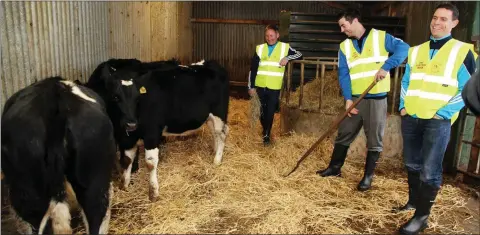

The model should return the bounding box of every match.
[229,81,247,86]
[191,18,278,25]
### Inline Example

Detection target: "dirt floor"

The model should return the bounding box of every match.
[2,98,479,234]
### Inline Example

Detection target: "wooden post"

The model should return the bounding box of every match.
[286,63,292,105]
[391,67,400,114]
[299,63,305,108]
[315,58,319,80]
[319,64,325,110]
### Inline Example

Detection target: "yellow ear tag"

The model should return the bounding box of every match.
[140,86,147,94]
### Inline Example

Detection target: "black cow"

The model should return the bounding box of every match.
[1,77,116,234]
[85,58,230,201]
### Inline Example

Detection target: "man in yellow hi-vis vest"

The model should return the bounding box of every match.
[394,3,477,235]
[316,8,409,192]
[248,24,303,145]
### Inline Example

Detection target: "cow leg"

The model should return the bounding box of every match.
[206,117,218,152]
[7,184,50,234]
[208,113,229,165]
[8,206,34,234]
[48,199,72,234]
[144,148,159,201]
[72,181,113,234]
[120,145,138,190]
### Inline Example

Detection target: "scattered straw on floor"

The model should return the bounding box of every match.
[2,98,479,234]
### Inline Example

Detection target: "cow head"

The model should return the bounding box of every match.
[101,65,141,132]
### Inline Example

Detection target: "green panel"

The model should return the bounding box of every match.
[458,112,478,171]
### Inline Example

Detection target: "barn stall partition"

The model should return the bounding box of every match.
[1,1,192,111]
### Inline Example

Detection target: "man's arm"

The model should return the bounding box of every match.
[399,63,411,111]
[338,49,352,101]
[381,33,410,71]
[248,52,260,90]
[436,51,477,119]
[286,47,303,61]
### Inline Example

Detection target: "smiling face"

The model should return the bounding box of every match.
[430,7,458,39]
[265,29,279,46]
[338,17,360,38]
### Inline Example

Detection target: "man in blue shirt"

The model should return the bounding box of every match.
[248,25,303,146]
[395,4,477,235]
[316,8,409,192]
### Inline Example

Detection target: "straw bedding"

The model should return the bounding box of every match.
[1,98,479,234]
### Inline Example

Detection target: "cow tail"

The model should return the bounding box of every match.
[45,81,70,200]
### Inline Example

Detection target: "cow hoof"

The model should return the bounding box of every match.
[120,181,129,191]
[149,191,159,202]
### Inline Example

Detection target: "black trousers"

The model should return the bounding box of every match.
[256,87,280,138]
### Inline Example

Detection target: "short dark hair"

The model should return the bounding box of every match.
[435,3,459,20]
[265,24,279,32]
[337,8,362,23]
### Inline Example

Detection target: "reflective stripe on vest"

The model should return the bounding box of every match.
[404,39,472,123]
[340,29,390,95]
[255,42,289,90]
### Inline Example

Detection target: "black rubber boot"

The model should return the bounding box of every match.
[392,171,421,212]
[316,144,349,177]
[357,151,381,191]
[399,183,439,235]
[262,126,272,146]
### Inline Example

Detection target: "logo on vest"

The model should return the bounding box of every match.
[416,62,426,70]
[432,64,441,74]
[352,52,359,59]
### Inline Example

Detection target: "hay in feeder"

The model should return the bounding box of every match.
[286,70,344,114]
[1,98,478,234]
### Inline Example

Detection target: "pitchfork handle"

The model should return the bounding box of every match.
[284,79,379,177]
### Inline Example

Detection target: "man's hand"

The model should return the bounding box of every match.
[346,99,359,117]
[248,88,256,97]
[279,57,288,66]
[375,69,388,82]
[400,108,407,116]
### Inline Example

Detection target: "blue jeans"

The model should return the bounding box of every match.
[401,115,451,188]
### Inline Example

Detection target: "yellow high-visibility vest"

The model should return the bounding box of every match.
[404,39,475,124]
[255,42,290,90]
[340,28,390,95]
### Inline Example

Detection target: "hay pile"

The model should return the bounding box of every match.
[2,98,479,234]
[286,70,344,114]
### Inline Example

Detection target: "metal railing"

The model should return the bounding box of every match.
[282,57,406,114]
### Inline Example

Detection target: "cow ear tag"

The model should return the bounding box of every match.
[140,86,147,94]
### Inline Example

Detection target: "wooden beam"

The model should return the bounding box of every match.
[322,1,347,10]
[371,2,394,14]
[191,18,278,25]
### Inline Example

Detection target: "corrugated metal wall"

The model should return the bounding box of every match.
[192,1,345,86]
[1,1,193,110]
[1,1,109,109]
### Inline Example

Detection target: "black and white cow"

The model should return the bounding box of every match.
[85,58,230,201]
[1,77,116,234]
